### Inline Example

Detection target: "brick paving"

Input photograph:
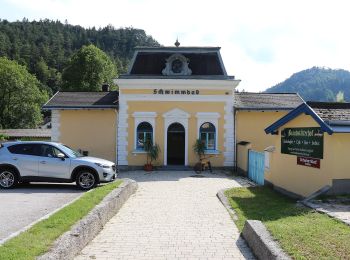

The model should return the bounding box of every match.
[75,171,255,260]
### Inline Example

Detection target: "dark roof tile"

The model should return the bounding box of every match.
[120,46,232,79]
[308,102,350,122]
[234,93,304,110]
[43,91,119,109]
[0,129,51,138]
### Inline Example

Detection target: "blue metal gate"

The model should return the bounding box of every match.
[248,150,265,185]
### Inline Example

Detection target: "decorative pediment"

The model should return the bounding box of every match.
[163,108,190,119]
[162,54,192,76]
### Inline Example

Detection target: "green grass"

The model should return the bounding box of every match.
[0,180,122,260]
[225,187,350,260]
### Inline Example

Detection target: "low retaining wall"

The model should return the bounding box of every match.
[38,179,138,260]
[242,220,291,260]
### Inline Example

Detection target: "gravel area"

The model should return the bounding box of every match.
[0,183,84,242]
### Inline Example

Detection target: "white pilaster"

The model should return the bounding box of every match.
[51,110,60,142]
[117,98,129,165]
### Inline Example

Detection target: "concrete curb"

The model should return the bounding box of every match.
[37,178,138,260]
[242,220,291,260]
[217,188,291,260]
[216,188,238,220]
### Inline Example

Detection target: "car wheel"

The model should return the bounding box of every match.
[0,168,18,189]
[76,170,97,190]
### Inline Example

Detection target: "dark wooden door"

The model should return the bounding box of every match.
[167,123,185,165]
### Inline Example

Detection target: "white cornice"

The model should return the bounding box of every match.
[196,112,221,119]
[163,108,190,119]
[115,78,240,90]
[132,112,157,118]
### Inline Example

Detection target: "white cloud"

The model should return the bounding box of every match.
[3,0,350,91]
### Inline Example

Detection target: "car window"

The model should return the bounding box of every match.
[38,144,64,158]
[7,144,39,155]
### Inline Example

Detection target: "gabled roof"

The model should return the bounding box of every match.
[43,91,119,110]
[234,92,304,110]
[307,102,350,122]
[265,101,350,135]
[0,129,51,138]
[119,46,235,80]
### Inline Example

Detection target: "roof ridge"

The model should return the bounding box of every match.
[236,92,299,95]
[307,101,350,109]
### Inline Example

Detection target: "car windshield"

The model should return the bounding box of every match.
[57,144,83,158]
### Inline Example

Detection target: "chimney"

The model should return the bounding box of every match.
[102,83,110,92]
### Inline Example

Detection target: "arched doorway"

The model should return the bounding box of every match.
[167,123,185,165]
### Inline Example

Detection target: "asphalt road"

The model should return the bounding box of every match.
[0,183,84,242]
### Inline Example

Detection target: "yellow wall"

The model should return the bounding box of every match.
[236,111,287,172]
[59,109,117,162]
[126,101,226,166]
[237,143,251,172]
[266,114,350,197]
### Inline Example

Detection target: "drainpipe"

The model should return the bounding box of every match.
[233,106,238,172]
[116,109,119,170]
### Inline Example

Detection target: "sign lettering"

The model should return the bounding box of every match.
[153,89,200,95]
[281,127,324,159]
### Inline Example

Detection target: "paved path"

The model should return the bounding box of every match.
[307,201,350,226]
[0,183,83,242]
[76,171,254,260]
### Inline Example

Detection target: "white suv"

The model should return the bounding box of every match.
[0,141,117,190]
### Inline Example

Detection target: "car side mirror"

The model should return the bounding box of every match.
[57,153,65,160]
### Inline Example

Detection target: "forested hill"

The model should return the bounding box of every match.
[0,18,160,93]
[264,67,350,102]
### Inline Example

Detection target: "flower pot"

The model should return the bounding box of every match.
[144,163,153,171]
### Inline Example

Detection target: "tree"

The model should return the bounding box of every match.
[0,19,160,93]
[61,45,117,91]
[336,91,345,102]
[0,57,48,129]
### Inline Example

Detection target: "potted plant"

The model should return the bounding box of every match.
[193,139,205,159]
[144,139,160,171]
[193,139,206,173]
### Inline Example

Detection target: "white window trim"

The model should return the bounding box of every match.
[163,108,190,166]
[196,112,220,152]
[132,112,157,151]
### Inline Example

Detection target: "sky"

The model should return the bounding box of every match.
[1,0,350,92]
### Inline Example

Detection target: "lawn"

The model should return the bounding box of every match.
[0,180,122,260]
[225,187,350,259]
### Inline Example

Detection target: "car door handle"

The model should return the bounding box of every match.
[40,161,46,164]
[12,157,18,161]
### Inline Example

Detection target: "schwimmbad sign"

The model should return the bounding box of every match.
[281,127,324,159]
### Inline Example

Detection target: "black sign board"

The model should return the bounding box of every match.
[281,127,324,159]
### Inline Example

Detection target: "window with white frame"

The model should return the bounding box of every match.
[136,122,153,150]
[200,122,216,150]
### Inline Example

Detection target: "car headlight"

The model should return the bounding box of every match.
[95,163,111,169]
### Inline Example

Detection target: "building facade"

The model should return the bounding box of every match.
[44,45,241,168]
[265,102,350,197]
[116,47,240,167]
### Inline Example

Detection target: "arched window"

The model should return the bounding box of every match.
[136,122,153,150]
[200,122,216,150]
